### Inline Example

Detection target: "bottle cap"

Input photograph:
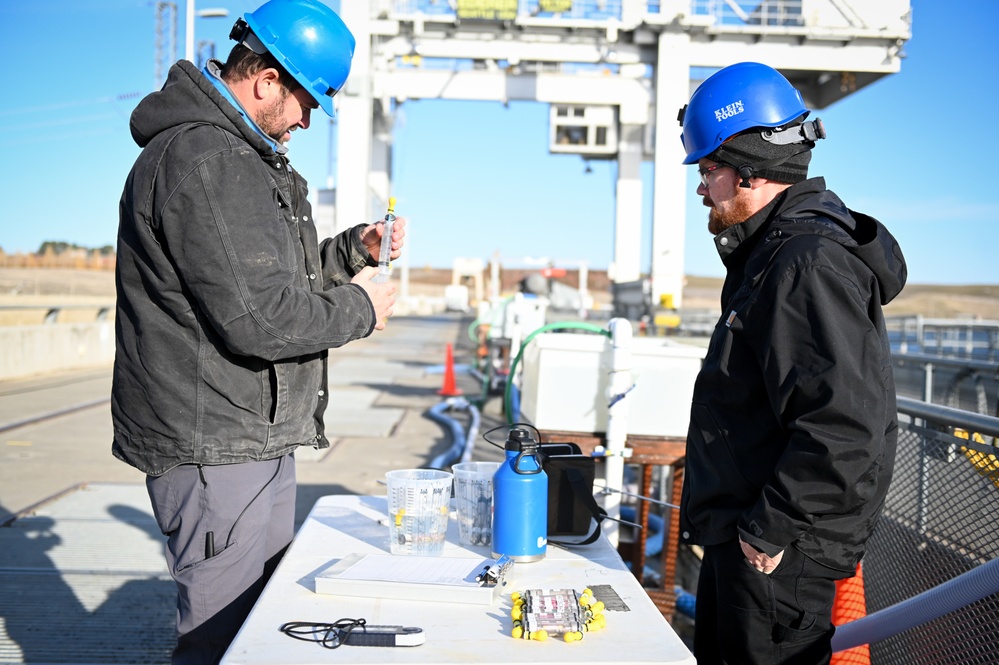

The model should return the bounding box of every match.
[505,427,534,452]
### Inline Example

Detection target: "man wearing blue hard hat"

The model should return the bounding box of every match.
[677,62,907,663]
[113,1,405,663]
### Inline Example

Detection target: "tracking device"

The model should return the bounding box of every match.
[340,625,425,647]
[279,619,425,648]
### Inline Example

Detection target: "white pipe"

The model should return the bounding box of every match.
[185,0,195,62]
[602,317,633,547]
[490,254,501,301]
[185,2,228,64]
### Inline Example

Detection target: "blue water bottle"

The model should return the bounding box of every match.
[492,427,547,562]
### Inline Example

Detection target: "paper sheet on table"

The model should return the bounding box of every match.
[334,554,488,585]
[315,554,503,604]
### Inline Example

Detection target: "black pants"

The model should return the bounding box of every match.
[694,539,841,665]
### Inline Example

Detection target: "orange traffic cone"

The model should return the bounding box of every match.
[438,343,463,396]
[831,562,870,665]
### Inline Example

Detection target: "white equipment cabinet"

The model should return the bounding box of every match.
[520,333,705,437]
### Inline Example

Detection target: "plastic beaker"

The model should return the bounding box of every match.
[385,469,453,556]
[452,461,500,547]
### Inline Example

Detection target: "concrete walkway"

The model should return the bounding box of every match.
[0,312,500,664]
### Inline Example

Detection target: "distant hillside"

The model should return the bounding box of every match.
[685,275,999,320]
[1,267,997,320]
[885,283,999,319]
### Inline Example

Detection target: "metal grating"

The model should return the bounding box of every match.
[864,424,999,664]
[0,484,174,664]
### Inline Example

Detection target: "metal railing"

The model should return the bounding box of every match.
[888,315,999,361]
[893,352,999,423]
[391,1,624,21]
[388,1,909,35]
[688,0,805,26]
[860,397,999,664]
[392,1,809,24]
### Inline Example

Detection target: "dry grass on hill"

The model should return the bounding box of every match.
[1,267,998,322]
[684,276,999,320]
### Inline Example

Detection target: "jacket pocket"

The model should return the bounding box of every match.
[202,350,270,420]
[269,357,322,426]
[270,180,305,284]
[689,403,755,497]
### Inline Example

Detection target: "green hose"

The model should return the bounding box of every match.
[467,318,484,344]
[504,321,612,425]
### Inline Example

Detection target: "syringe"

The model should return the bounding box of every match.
[371,197,396,284]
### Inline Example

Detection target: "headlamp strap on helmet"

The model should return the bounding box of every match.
[762,118,826,146]
[230,17,269,56]
[229,17,250,44]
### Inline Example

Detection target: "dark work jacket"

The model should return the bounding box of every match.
[112,60,376,476]
[679,177,908,573]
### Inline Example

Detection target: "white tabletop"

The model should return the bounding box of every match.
[221,495,695,665]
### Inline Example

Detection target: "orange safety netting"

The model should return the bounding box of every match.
[831,562,870,665]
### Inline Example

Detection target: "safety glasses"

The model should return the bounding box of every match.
[698,163,729,187]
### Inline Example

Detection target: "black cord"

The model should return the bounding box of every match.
[482,422,541,449]
[279,618,366,649]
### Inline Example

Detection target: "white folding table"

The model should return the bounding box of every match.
[221,494,695,665]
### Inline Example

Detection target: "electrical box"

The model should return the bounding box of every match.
[498,293,547,341]
[519,333,705,437]
[444,285,470,312]
[549,104,617,157]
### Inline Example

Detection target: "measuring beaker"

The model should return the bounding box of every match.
[452,461,500,547]
[385,469,453,556]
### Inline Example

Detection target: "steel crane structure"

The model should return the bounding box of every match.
[332,1,912,307]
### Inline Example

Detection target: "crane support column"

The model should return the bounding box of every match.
[651,30,691,309]
[612,122,645,284]
[333,1,374,235]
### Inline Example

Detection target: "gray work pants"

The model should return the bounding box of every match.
[147,454,296,665]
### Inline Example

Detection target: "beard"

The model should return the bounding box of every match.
[707,193,756,236]
[257,88,292,144]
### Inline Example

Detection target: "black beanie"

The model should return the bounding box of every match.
[708,129,812,185]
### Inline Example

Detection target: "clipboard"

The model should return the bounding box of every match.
[314,554,510,605]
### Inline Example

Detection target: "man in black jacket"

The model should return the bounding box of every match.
[113,1,403,663]
[676,62,907,664]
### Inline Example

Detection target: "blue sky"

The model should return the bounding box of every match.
[1,0,996,286]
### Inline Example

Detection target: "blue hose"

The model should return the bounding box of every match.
[620,505,665,558]
[426,397,480,469]
[509,383,521,426]
[674,586,696,618]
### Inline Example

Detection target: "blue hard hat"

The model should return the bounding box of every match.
[233,0,355,117]
[678,62,809,164]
